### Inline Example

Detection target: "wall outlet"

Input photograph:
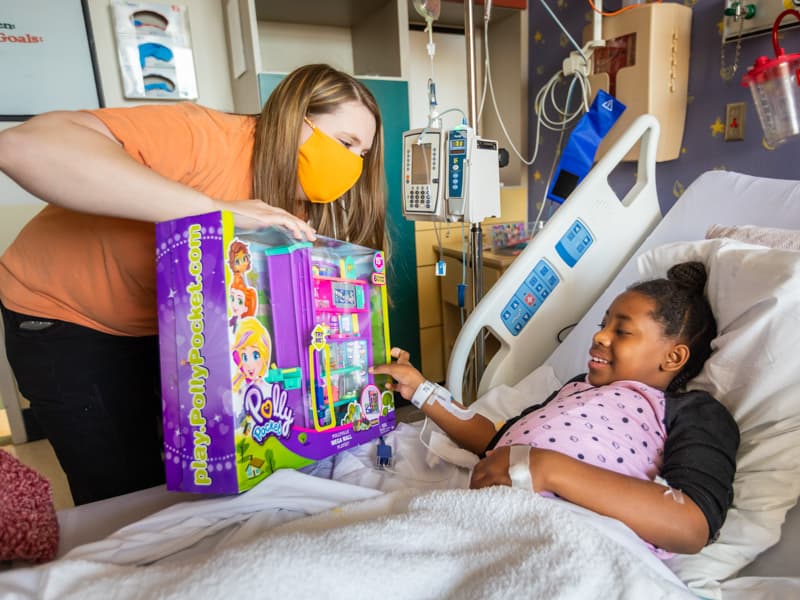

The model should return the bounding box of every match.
[725,102,746,141]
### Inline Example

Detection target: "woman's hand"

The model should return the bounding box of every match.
[219,199,317,240]
[469,447,513,489]
[369,347,425,401]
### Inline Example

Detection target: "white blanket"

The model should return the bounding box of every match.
[1,468,692,600]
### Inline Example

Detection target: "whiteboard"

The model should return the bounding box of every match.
[0,0,103,119]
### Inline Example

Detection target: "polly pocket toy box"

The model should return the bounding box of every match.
[156,211,395,493]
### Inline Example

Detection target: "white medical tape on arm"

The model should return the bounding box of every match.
[655,475,685,504]
[508,445,533,490]
[410,381,476,420]
[429,383,475,420]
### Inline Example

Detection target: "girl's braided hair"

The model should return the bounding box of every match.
[629,261,717,392]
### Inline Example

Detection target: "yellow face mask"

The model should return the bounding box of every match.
[297,116,364,204]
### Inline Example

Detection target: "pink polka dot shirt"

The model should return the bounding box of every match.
[494,378,667,481]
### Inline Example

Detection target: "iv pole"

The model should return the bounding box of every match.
[460,0,604,399]
[463,0,485,397]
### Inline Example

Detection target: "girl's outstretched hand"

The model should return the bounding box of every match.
[469,447,513,489]
[369,347,425,401]
[220,199,317,241]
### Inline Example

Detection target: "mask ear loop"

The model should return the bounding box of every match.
[329,203,338,239]
[339,196,349,242]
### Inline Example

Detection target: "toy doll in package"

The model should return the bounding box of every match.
[156,211,396,494]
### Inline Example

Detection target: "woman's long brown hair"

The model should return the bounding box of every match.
[252,64,386,250]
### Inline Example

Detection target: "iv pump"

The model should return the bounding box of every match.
[402,126,501,223]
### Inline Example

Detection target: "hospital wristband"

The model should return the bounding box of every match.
[508,445,533,490]
[411,380,437,409]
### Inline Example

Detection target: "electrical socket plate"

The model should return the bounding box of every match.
[725,102,746,141]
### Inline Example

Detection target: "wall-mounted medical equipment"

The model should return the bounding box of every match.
[583,3,691,162]
[721,2,757,80]
[402,125,501,223]
[723,0,800,43]
[446,115,662,403]
[741,9,800,146]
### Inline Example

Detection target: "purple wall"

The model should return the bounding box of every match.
[528,2,800,216]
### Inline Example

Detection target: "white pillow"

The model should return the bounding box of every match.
[706,223,800,250]
[636,238,800,599]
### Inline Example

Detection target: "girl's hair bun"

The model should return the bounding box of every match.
[666,261,707,295]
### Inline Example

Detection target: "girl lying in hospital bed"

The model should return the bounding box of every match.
[372,261,739,556]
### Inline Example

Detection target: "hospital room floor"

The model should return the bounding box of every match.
[0,405,425,513]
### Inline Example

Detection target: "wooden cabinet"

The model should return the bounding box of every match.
[438,238,516,379]
[223,0,412,113]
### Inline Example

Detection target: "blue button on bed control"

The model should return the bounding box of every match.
[556,219,594,268]
[501,258,560,336]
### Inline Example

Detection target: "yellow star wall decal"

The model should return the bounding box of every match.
[710,118,725,137]
[533,31,543,44]
[534,170,542,182]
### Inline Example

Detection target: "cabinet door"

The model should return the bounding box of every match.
[223,0,263,114]
[258,75,421,368]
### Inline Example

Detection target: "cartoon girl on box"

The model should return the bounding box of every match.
[232,317,271,394]
[229,240,252,286]
[228,239,258,332]
[230,277,257,332]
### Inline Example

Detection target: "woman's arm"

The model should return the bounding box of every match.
[0,111,315,238]
[471,446,709,554]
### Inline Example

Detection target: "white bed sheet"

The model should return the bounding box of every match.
[1,424,695,600]
[2,416,793,600]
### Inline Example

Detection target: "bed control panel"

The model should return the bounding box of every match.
[555,219,594,268]
[500,258,561,336]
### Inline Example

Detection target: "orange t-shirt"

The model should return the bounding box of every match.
[0,102,256,336]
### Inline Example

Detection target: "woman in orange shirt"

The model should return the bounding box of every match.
[0,64,386,505]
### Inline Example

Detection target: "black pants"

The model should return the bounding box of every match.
[1,303,165,505]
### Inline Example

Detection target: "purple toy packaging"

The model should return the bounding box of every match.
[156,211,395,494]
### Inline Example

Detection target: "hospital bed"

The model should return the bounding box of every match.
[2,121,799,599]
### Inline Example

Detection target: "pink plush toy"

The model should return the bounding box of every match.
[0,449,59,562]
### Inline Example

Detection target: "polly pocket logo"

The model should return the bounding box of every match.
[244,381,295,443]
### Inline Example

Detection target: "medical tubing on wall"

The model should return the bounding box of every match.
[541,0,587,60]
[479,12,590,169]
